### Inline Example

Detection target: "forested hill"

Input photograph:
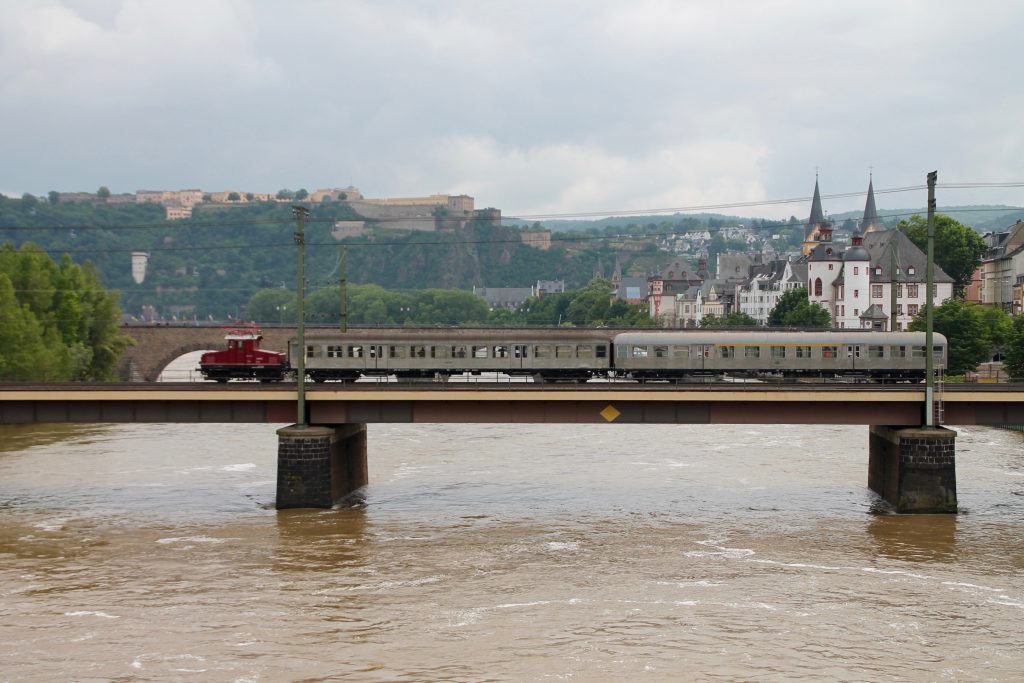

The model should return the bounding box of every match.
[0,196,651,319]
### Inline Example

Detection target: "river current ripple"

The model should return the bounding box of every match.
[1,420,1022,681]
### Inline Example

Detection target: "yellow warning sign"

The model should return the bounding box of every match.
[600,404,621,422]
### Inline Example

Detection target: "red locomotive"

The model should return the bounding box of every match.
[198,327,289,382]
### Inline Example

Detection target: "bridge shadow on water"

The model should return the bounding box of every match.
[865,512,958,563]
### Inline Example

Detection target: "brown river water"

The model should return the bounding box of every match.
[1,417,1023,681]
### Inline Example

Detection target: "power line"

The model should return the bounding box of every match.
[1,181,1021,231]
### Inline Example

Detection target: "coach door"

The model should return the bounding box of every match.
[847,344,861,371]
[368,344,384,371]
[513,344,528,370]
[700,344,712,371]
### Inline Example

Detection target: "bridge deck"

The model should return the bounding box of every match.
[2,384,1023,426]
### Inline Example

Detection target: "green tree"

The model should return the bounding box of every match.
[48,190,60,205]
[294,188,309,201]
[910,300,991,376]
[97,186,111,198]
[702,311,758,327]
[246,288,296,323]
[227,192,241,201]
[276,189,294,200]
[767,287,830,327]
[898,214,987,297]
[1003,315,1024,379]
[245,192,255,201]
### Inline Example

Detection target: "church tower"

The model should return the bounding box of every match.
[801,176,832,257]
[861,175,883,234]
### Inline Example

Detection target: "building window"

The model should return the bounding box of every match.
[814,278,823,296]
[872,285,883,298]
[897,304,903,315]
[908,304,919,316]
[908,284,919,298]
[897,283,903,297]
[875,267,883,275]
[854,309,859,316]
[908,266,916,275]
[854,289,859,298]
[854,266,859,275]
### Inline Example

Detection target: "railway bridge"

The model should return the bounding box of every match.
[3,383,1023,514]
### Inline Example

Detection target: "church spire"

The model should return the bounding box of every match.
[808,175,824,229]
[861,175,881,233]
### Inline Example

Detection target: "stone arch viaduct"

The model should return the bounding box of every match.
[118,324,297,381]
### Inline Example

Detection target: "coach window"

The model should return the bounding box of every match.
[632,345,649,358]
[868,345,884,358]
[912,345,927,358]
[743,346,760,359]
[327,345,343,358]
[368,345,382,359]
[934,345,945,358]
[671,345,690,359]
[616,344,628,359]
[893,345,907,358]
[452,345,468,359]
[556,345,574,359]
[577,345,594,359]
[472,345,488,359]
[513,344,528,359]
[795,345,811,359]
[306,345,317,358]
[654,345,669,358]
[822,345,838,359]
[348,345,363,358]
[493,345,509,358]
[771,345,786,359]
[411,345,427,358]
[390,345,407,359]
[534,345,552,359]
[717,345,735,359]
[432,346,450,359]
[595,345,608,359]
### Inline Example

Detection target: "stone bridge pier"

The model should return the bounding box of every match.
[868,426,957,513]
[276,423,368,509]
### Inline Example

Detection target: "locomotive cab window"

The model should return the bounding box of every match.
[327,345,343,358]
[744,346,760,359]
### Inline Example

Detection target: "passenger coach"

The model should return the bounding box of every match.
[613,330,947,380]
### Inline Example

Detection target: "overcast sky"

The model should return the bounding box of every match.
[2,0,1022,219]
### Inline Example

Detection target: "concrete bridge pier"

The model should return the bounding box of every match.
[868,425,957,513]
[276,423,368,509]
